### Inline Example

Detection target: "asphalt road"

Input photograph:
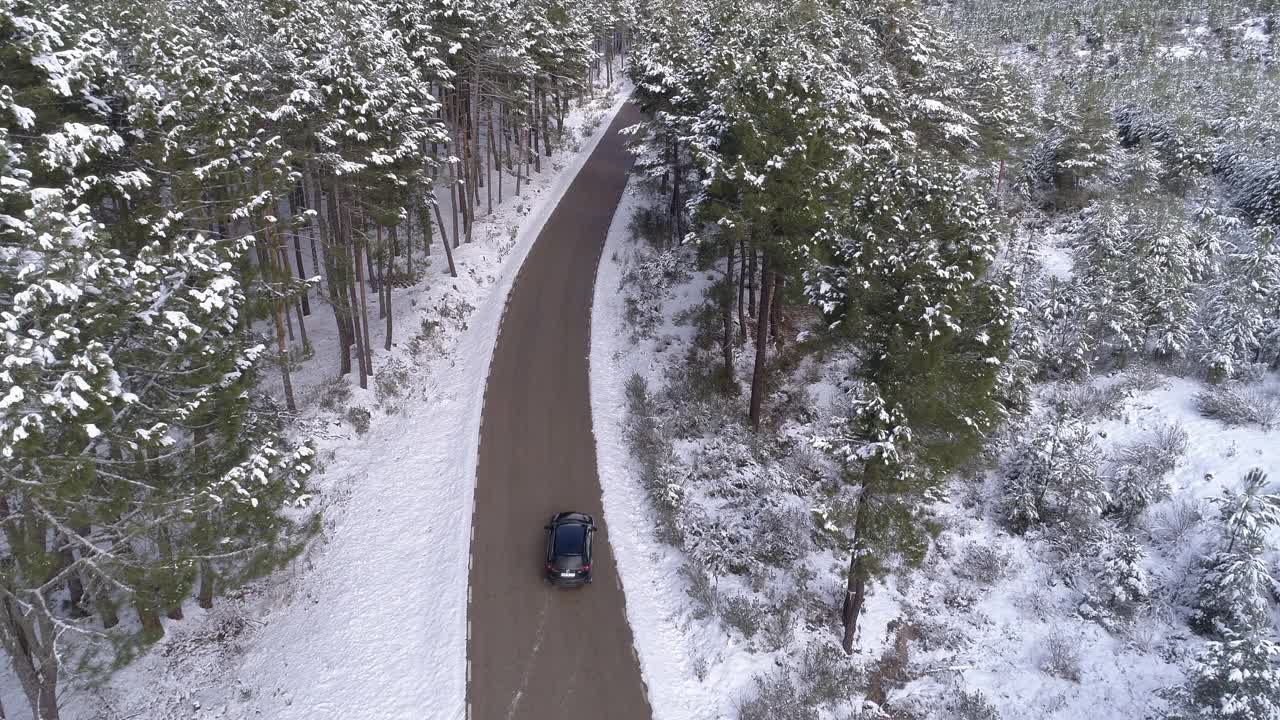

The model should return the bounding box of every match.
[466,100,650,720]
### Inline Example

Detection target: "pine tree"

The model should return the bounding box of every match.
[1,4,314,716]
[1183,629,1280,720]
[1080,530,1151,629]
[1215,468,1280,554]
[1002,403,1105,534]
[1190,470,1280,637]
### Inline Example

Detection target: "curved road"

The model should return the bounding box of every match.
[466,101,649,720]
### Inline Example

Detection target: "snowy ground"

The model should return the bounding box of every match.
[13,77,633,720]
[591,179,734,720]
[590,183,1280,719]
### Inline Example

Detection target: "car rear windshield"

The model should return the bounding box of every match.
[553,523,586,555]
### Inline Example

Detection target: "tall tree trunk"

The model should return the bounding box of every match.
[842,485,872,654]
[301,181,321,281]
[375,225,387,320]
[137,597,164,642]
[531,76,541,173]
[433,201,458,278]
[384,229,394,351]
[485,98,494,215]
[449,179,461,249]
[198,559,215,610]
[771,275,784,347]
[345,207,369,389]
[322,175,353,375]
[57,537,86,618]
[553,76,564,140]
[353,227,373,382]
[419,200,432,259]
[290,218,311,316]
[491,102,501,206]
[737,237,748,345]
[747,246,757,318]
[540,87,551,157]
[274,204,308,345]
[266,230,297,412]
[74,523,118,628]
[156,528,184,621]
[1,596,60,720]
[670,140,682,244]
[721,237,736,388]
[749,253,774,429]
[515,93,524,195]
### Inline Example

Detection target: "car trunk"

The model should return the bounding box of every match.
[555,555,585,572]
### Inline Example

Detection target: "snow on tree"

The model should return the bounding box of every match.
[1215,468,1280,554]
[1079,530,1151,630]
[1190,470,1280,638]
[1179,629,1280,720]
[1001,401,1107,535]
[1,3,312,717]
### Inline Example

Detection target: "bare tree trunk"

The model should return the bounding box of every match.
[57,537,86,618]
[290,207,311,316]
[553,76,563,141]
[321,174,354,375]
[540,87,551,157]
[493,102,503,206]
[842,486,872,654]
[419,200,432,258]
[721,237,735,387]
[198,559,215,610]
[531,76,541,173]
[264,229,297,412]
[275,203,308,344]
[749,253,773,429]
[449,179,461,249]
[737,237,747,345]
[375,225,387,320]
[771,275,784,347]
[670,140,682,244]
[137,597,164,642]
[459,116,473,244]
[354,228,373,378]
[73,523,118,628]
[747,246,757,318]
[433,201,458,278]
[291,277,309,348]
[384,229,394,351]
[346,207,369,389]
[515,92,524,195]
[1,596,60,720]
[485,98,494,215]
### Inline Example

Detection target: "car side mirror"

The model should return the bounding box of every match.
[544,525,552,530]
[590,527,598,532]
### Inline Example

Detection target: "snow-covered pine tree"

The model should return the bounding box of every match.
[1001,401,1106,534]
[1181,628,1280,720]
[1,4,312,716]
[1079,530,1151,629]
[1191,469,1280,637]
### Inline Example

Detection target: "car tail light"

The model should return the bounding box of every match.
[545,563,553,571]
[581,564,590,572]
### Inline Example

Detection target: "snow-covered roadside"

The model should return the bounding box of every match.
[588,184,1280,719]
[48,82,633,720]
[591,180,762,720]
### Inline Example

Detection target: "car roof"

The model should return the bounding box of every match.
[552,522,587,555]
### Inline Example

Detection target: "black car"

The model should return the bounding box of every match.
[544,512,596,587]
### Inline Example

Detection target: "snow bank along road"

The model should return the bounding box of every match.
[467,101,650,720]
